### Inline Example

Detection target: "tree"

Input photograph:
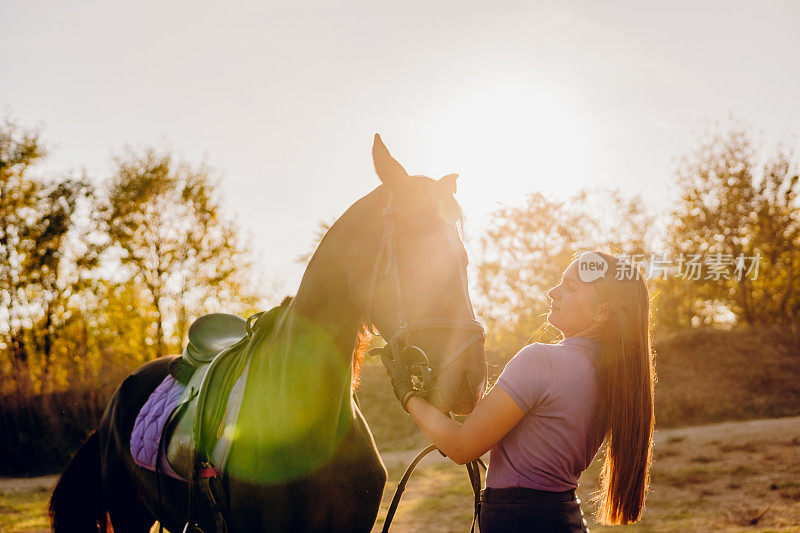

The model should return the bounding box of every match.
[97,148,262,358]
[23,178,95,391]
[667,121,800,327]
[0,117,47,391]
[0,122,270,473]
[476,188,652,361]
[0,118,93,396]
[0,118,104,473]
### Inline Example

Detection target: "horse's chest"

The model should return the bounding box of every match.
[228,416,387,533]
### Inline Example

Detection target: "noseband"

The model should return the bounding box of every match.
[360,193,485,393]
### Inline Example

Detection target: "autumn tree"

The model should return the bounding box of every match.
[0,118,94,395]
[666,122,800,327]
[96,148,261,358]
[24,178,95,391]
[0,118,100,472]
[476,189,652,361]
[0,123,268,473]
[0,118,46,396]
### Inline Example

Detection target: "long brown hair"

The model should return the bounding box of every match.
[590,251,655,525]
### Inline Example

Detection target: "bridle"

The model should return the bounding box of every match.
[354,191,487,533]
[359,192,486,393]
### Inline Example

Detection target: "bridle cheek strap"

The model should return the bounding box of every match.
[362,192,400,335]
[353,192,486,389]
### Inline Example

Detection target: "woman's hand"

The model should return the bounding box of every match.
[406,384,526,465]
[377,347,528,464]
[376,347,417,412]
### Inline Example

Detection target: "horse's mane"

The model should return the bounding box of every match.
[351,322,372,392]
[278,295,370,392]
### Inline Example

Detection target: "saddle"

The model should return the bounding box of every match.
[184,314,249,366]
[164,306,284,479]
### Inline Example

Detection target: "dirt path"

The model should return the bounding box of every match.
[654,415,800,445]
[3,415,798,493]
[378,415,800,532]
[381,414,800,468]
[1,415,799,532]
[0,475,57,493]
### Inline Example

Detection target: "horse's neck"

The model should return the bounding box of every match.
[288,255,361,357]
[276,284,361,408]
[231,257,362,482]
[245,224,363,422]
[227,194,378,484]
[275,190,380,377]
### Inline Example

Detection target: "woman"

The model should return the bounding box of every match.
[382,251,655,531]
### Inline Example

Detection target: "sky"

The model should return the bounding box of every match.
[2,0,799,294]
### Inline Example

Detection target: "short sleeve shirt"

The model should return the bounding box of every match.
[485,337,604,491]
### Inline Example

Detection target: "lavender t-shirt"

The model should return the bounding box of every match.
[486,337,604,491]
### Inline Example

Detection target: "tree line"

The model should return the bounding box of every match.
[0,118,263,473]
[1,115,797,473]
[474,119,799,360]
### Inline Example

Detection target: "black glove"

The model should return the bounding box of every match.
[373,346,417,413]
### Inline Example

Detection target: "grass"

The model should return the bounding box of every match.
[3,326,799,531]
[371,418,800,532]
[2,418,799,533]
[0,488,49,533]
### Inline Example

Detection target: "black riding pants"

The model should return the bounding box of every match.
[479,487,589,533]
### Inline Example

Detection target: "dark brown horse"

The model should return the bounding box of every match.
[50,134,487,532]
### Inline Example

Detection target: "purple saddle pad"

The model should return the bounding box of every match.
[130,375,186,480]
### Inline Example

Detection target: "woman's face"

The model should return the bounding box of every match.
[546,259,601,338]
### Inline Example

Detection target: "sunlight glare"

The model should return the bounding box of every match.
[425,79,595,217]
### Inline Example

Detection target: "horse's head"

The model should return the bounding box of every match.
[348,134,488,415]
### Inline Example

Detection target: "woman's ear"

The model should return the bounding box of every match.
[594,302,610,323]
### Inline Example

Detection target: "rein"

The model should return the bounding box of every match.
[380,443,486,533]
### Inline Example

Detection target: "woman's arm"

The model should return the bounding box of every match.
[406,385,525,465]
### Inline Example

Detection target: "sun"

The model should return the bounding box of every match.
[418,77,596,218]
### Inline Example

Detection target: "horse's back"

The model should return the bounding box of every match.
[101,356,176,449]
[98,355,387,532]
[98,356,193,531]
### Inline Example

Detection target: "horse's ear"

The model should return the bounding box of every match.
[372,134,409,187]
[438,173,459,195]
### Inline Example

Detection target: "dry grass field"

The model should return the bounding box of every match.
[2,416,798,532]
[369,416,800,533]
[2,327,798,532]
